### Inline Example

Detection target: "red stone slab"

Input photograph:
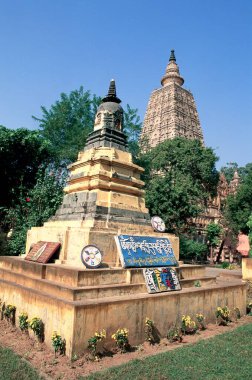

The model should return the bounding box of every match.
[25,241,61,263]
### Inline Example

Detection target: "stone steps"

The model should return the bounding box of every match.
[0,257,207,287]
[0,257,212,303]
[0,264,214,302]
[0,267,146,301]
[178,264,206,279]
[180,276,216,288]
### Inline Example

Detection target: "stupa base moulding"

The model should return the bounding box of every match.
[0,256,246,357]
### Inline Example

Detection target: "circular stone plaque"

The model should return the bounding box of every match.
[151,216,166,233]
[80,245,103,269]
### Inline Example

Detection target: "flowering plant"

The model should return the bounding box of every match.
[51,331,66,357]
[29,317,44,342]
[111,328,130,353]
[88,329,106,359]
[215,306,231,326]
[196,313,206,330]
[233,307,241,321]
[4,304,16,324]
[181,315,197,334]
[144,318,159,344]
[167,325,183,343]
[4,304,16,318]
[19,312,29,331]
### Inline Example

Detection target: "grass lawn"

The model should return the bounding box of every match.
[85,323,252,380]
[0,346,44,380]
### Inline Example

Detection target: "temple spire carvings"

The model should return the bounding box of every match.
[141,50,204,148]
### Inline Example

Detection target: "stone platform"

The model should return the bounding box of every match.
[0,256,246,357]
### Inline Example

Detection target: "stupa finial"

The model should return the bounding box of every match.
[102,79,121,104]
[161,49,184,87]
[169,49,176,62]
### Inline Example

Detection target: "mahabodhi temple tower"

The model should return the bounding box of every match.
[141,50,204,147]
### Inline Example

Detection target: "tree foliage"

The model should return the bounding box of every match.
[224,166,252,234]
[123,104,142,160]
[0,126,52,211]
[3,167,66,256]
[206,223,222,248]
[179,235,208,262]
[144,138,219,233]
[33,87,142,163]
[220,162,252,183]
[33,87,102,163]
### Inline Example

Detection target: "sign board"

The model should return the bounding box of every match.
[143,267,181,293]
[25,241,61,264]
[115,235,178,268]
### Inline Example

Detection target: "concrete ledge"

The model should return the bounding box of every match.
[242,258,252,280]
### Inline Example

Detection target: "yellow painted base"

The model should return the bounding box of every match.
[0,257,247,357]
[242,258,252,280]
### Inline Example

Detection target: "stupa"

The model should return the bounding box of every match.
[141,50,204,148]
[26,79,179,267]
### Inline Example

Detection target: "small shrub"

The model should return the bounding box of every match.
[194,280,201,288]
[4,304,16,325]
[29,317,44,342]
[196,313,206,330]
[19,312,29,331]
[181,315,198,334]
[87,329,106,359]
[228,264,236,270]
[144,318,160,345]
[0,302,5,320]
[221,262,229,269]
[247,302,252,315]
[215,306,231,326]
[111,328,130,353]
[179,236,208,262]
[51,331,66,357]
[233,307,241,321]
[167,325,183,343]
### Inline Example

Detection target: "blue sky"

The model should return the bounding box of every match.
[0,0,251,168]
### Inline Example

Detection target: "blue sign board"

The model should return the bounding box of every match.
[115,235,178,268]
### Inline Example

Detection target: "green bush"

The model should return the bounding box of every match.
[3,166,66,256]
[179,236,208,262]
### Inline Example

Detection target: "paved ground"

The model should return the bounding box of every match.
[205,266,242,278]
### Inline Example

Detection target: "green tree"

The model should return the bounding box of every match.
[33,87,101,163]
[4,167,66,256]
[206,223,222,263]
[179,235,208,262]
[224,166,252,234]
[220,162,238,183]
[123,104,142,160]
[144,137,219,233]
[220,162,252,183]
[0,126,52,211]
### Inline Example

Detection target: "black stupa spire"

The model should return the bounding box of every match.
[169,49,176,62]
[102,79,121,103]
